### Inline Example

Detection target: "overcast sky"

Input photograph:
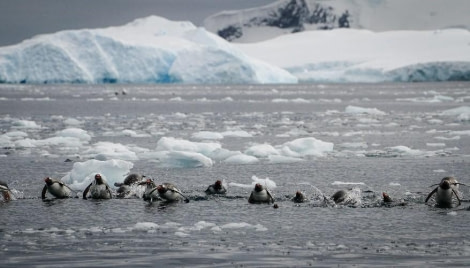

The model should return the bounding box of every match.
[0,0,274,46]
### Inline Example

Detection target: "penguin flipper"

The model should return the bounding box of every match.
[83,183,92,199]
[266,189,275,203]
[452,188,462,206]
[105,184,113,199]
[41,185,48,199]
[425,187,438,203]
[248,192,255,204]
[169,188,189,202]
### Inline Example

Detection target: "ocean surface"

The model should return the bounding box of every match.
[0,82,470,267]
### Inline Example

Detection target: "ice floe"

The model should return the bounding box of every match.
[61,159,133,190]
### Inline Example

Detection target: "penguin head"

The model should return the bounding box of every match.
[382,192,392,203]
[295,191,303,199]
[157,184,167,193]
[440,179,451,190]
[44,177,53,186]
[254,183,263,192]
[94,174,104,185]
[214,180,223,190]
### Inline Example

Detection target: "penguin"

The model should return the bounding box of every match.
[331,189,349,204]
[205,180,227,195]
[83,174,113,200]
[0,180,12,201]
[248,183,274,204]
[114,173,145,198]
[292,191,307,203]
[41,177,73,199]
[382,192,393,203]
[156,183,189,203]
[138,178,161,202]
[425,177,464,208]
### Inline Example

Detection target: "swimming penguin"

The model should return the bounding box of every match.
[205,180,227,195]
[41,177,73,199]
[83,174,113,200]
[156,183,189,203]
[114,173,145,198]
[292,191,308,203]
[248,183,274,204]
[331,189,349,204]
[0,180,12,201]
[382,192,393,203]
[425,177,463,208]
[138,178,161,202]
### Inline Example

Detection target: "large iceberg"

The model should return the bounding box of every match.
[0,16,296,84]
[236,28,470,82]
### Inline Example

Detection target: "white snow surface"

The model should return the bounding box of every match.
[204,0,470,43]
[236,28,470,83]
[0,16,296,84]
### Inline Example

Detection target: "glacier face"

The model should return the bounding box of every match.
[0,16,297,84]
[204,0,470,43]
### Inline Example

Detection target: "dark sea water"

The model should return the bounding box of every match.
[0,83,470,267]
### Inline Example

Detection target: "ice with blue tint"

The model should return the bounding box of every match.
[0,16,297,84]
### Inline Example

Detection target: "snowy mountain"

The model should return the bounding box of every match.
[0,16,296,84]
[204,0,470,43]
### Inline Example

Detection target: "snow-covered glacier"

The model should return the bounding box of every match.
[205,0,470,43]
[236,28,470,83]
[0,16,297,84]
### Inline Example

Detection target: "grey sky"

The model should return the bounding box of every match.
[0,0,274,46]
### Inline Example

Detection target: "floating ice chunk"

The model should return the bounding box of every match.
[221,130,252,138]
[156,137,221,156]
[4,131,28,139]
[441,106,470,121]
[389,182,401,186]
[64,118,83,126]
[0,135,12,147]
[55,128,91,142]
[345,105,386,115]
[278,137,334,158]
[133,222,159,232]
[386,145,423,156]
[83,142,138,161]
[223,154,259,164]
[229,175,277,189]
[219,222,267,231]
[191,131,224,140]
[61,159,133,190]
[268,155,304,164]
[332,181,365,185]
[157,151,213,168]
[35,136,86,148]
[14,138,36,148]
[206,148,242,161]
[122,129,151,138]
[251,175,277,189]
[11,119,41,129]
[245,143,279,158]
[426,143,445,147]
